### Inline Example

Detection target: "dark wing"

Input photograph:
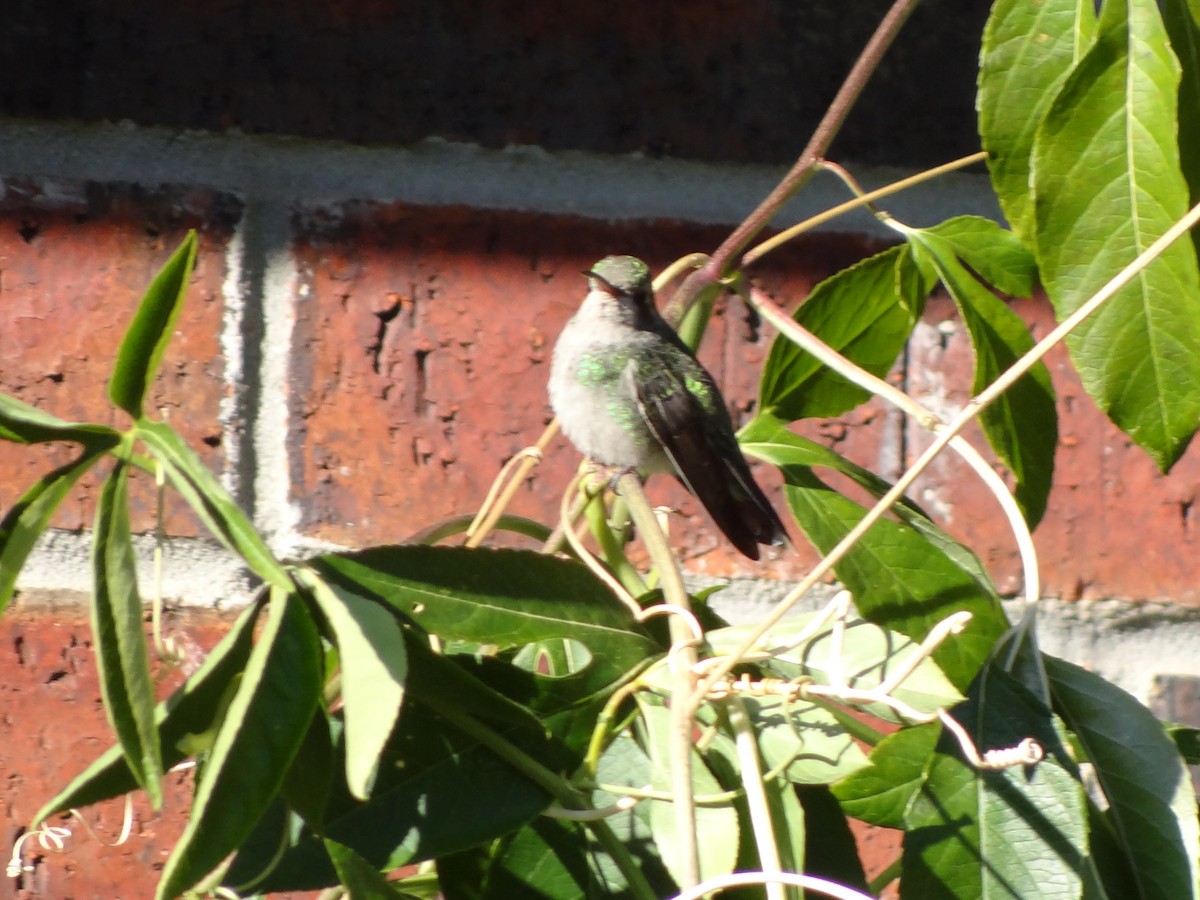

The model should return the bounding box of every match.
[627,346,786,559]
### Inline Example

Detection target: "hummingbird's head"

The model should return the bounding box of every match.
[584,256,653,302]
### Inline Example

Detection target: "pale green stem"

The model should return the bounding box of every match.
[616,471,700,889]
[744,151,988,266]
[729,696,786,900]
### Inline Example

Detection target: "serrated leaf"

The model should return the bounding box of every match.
[979,0,1097,242]
[137,419,291,590]
[905,221,1056,527]
[157,587,321,900]
[0,446,110,613]
[759,246,916,421]
[298,568,407,800]
[478,819,595,900]
[832,723,940,829]
[1033,0,1200,469]
[1046,654,1200,900]
[0,394,122,447]
[311,546,658,686]
[109,231,198,418]
[740,415,1008,689]
[34,598,261,823]
[901,665,1088,900]
[923,216,1038,298]
[91,460,163,809]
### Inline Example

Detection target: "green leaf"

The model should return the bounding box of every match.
[902,665,1089,900]
[108,231,198,418]
[1033,0,1200,469]
[478,819,595,900]
[0,446,110,613]
[832,723,940,829]
[137,419,291,590]
[0,394,121,447]
[636,696,739,889]
[1163,0,1200,260]
[586,731,677,897]
[1046,654,1200,900]
[311,546,658,686]
[709,613,963,727]
[91,459,163,809]
[325,839,417,899]
[979,0,1097,242]
[223,700,552,892]
[759,246,917,421]
[923,216,1039,297]
[905,220,1057,527]
[157,587,322,900]
[743,695,869,785]
[33,598,261,823]
[740,415,1008,689]
[282,710,337,829]
[297,568,407,800]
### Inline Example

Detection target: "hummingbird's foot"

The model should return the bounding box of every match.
[606,465,639,494]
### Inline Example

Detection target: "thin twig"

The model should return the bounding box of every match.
[467,424,559,547]
[665,0,922,321]
[743,151,989,266]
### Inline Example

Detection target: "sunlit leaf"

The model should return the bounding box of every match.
[979,0,1097,242]
[91,459,163,809]
[298,568,407,800]
[1033,0,1200,468]
[34,598,261,822]
[759,246,916,421]
[157,587,321,900]
[0,447,110,613]
[109,232,198,418]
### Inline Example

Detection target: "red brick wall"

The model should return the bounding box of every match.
[4,174,1199,893]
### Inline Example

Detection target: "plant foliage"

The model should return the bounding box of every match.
[4,1,1200,898]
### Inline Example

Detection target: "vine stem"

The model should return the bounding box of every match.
[694,197,1200,702]
[743,150,989,266]
[616,472,701,889]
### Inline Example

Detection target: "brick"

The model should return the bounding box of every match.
[289,202,884,575]
[909,293,1200,603]
[0,178,242,537]
[0,600,320,900]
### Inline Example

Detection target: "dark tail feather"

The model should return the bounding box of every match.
[698,475,787,560]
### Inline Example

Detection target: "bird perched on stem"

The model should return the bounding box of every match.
[549,255,787,559]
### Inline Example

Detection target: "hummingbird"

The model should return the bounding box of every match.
[548,255,787,559]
